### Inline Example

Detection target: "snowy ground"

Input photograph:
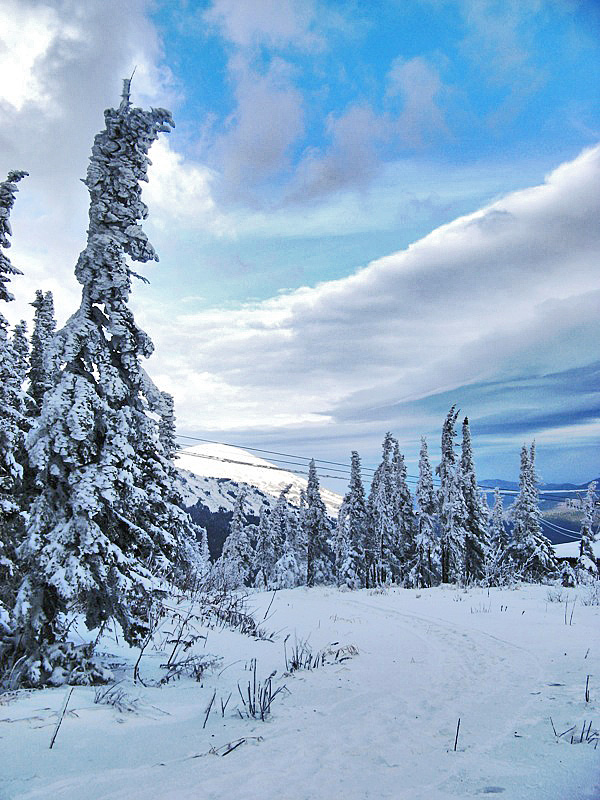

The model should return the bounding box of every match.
[1,584,599,800]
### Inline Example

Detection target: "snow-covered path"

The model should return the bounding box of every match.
[2,585,598,800]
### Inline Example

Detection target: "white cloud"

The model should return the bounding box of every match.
[144,138,231,235]
[0,1,67,111]
[387,56,449,146]
[212,56,305,196]
[203,0,323,52]
[138,145,600,440]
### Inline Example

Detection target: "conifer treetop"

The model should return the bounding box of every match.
[0,170,28,304]
[76,83,174,297]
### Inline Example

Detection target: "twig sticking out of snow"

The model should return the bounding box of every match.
[49,687,73,749]
[585,674,590,703]
[453,717,461,752]
[203,690,216,729]
[263,589,278,621]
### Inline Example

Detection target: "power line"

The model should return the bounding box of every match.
[175,434,378,474]
[541,517,581,538]
[176,434,589,498]
[174,449,351,483]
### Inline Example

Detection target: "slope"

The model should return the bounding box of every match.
[175,442,343,516]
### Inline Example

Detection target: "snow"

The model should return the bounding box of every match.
[554,540,600,560]
[176,443,343,515]
[2,583,599,800]
[175,468,274,515]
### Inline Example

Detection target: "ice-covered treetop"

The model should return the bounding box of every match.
[75,78,174,290]
[0,170,28,303]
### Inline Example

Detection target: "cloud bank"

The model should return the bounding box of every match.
[140,145,600,466]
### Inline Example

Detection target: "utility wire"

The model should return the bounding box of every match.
[174,449,351,483]
[176,434,589,497]
[541,517,582,537]
[175,433,378,474]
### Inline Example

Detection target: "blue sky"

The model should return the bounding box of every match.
[0,0,599,487]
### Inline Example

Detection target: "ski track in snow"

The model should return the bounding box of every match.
[2,586,599,800]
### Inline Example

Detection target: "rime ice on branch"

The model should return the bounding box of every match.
[0,171,28,304]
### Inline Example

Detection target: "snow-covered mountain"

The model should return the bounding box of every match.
[176,442,343,516]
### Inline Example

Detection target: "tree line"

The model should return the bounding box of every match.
[213,418,597,592]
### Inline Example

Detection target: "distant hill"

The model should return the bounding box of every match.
[174,444,344,559]
[480,477,599,491]
[175,469,277,560]
[176,443,344,516]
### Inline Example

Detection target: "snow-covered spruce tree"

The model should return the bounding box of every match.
[0,171,28,632]
[273,492,304,589]
[199,527,211,566]
[487,488,512,584]
[413,437,439,587]
[436,407,466,583]
[9,320,32,441]
[489,489,509,553]
[0,171,28,304]
[506,443,557,582]
[270,487,292,566]
[253,505,274,588]
[460,417,490,583]
[11,320,29,387]
[217,488,253,588]
[305,460,333,586]
[28,290,58,413]
[576,482,598,581]
[391,441,417,584]
[335,451,368,589]
[367,433,400,585]
[7,84,201,687]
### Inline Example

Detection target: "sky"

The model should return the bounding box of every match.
[1,0,599,488]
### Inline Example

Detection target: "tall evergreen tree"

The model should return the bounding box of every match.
[0,171,28,630]
[7,83,200,687]
[273,490,304,589]
[487,488,512,584]
[391,441,416,583]
[253,506,275,588]
[489,489,509,553]
[336,451,368,588]
[436,407,466,583]
[199,528,211,572]
[274,524,304,588]
[305,460,332,586]
[576,482,598,580]
[28,290,58,413]
[506,443,557,582]
[413,437,439,587]
[367,433,399,584]
[460,417,490,582]
[11,321,29,387]
[0,171,28,304]
[218,488,253,588]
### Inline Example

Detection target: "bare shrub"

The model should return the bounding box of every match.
[581,581,600,607]
[94,683,141,714]
[159,653,222,685]
[284,635,358,673]
[546,586,565,603]
[237,659,289,721]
